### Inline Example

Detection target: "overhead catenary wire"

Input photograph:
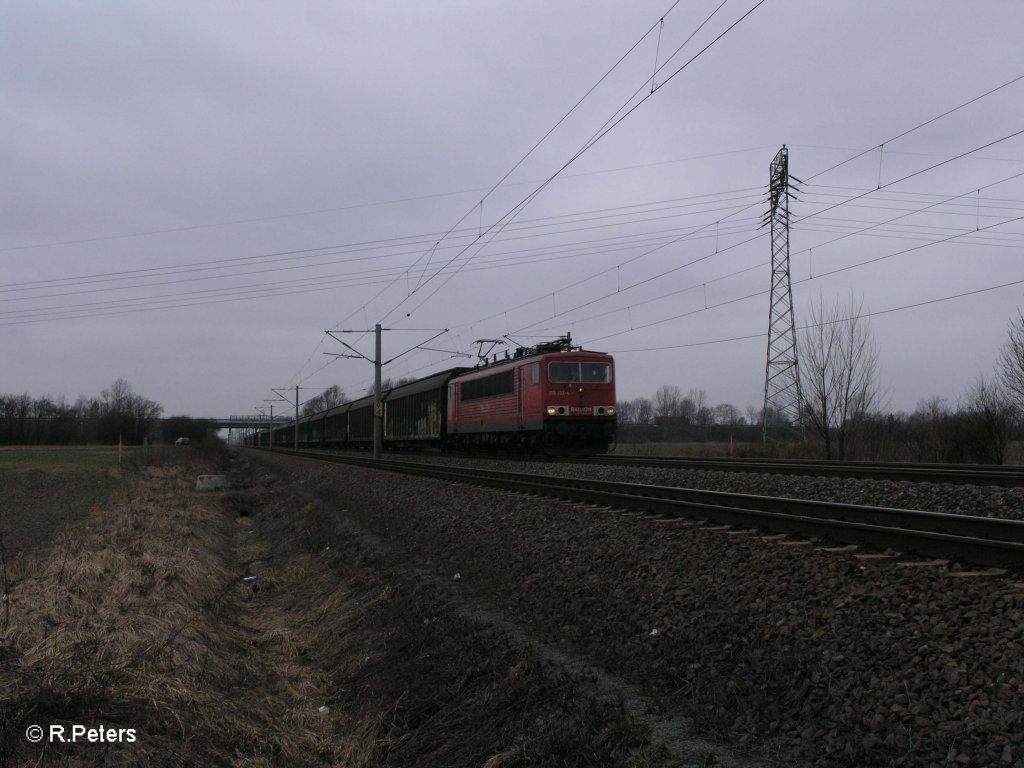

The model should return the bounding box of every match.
[290,73,1024,396]
[286,1,764,390]
[335,0,689,328]
[12,18,1019,415]
[433,75,1024,353]
[566,206,1024,349]
[323,159,1024,382]
[0,186,765,294]
[0,195,769,309]
[476,132,1024,342]
[391,0,769,327]
[12,137,1021,257]
[602,276,1024,354]
[802,73,1024,185]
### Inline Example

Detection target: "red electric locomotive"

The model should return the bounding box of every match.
[446,335,616,454]
[255,335,616,455]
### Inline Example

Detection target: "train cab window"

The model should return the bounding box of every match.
[581,362,611,383]
[548,362,580,383]
[548,361,612,384]
[530,362,540,385]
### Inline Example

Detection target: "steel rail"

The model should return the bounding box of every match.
[264,449,1024,569]
[577,455,1024,487]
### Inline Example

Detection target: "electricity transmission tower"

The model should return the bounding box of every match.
[762,145,803,442]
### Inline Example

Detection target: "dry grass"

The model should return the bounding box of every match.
[1,447,669,767]
[0,449,338,766]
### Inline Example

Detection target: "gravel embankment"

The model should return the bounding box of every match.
[256,452,1024,768]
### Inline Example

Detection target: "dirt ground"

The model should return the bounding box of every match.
[0,447,120,558]
[0,445,682,767]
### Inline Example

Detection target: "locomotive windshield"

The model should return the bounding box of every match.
[548,361,612,384]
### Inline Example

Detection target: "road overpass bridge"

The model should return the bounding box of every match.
[200,415,292,430]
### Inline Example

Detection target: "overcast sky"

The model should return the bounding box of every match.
[4,1,1024,420]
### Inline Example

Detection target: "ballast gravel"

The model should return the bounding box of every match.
[402,454,1024,520]
[258,452,1024,768]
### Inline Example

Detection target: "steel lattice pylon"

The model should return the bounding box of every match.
[762,146,803,441]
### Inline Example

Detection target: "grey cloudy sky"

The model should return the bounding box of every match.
[4,1,1024,419]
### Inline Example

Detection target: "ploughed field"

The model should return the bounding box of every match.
[0,447,121,557]
[255,450,1024,768]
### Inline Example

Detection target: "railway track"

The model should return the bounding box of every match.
[576,455,1024,487]
[266,448,1024,569]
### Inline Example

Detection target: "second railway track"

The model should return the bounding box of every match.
[266,449,1024,570]
[572,454,1024,487]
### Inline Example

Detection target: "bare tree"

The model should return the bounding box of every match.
[799,293,884,459]
[618,397,654,425]
[998,310,1024,413]
[712,403,742,426]
[653,385,683,420]
[680,388,704,426]
[303,384,348,416]
[616,399,636,424]
[907,396,954,462]
[363,377,416,396]
[960,376,1016,464]
[97,378,162,444]
[744,404,762,427]
[633,397,654,425]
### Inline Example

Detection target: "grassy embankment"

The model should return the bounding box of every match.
[0,444,665,767]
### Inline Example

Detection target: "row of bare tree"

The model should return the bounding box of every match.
[0,378,163,445]
[301,384,347,416]
[618,296,1024,463]
[799,295,1024,462]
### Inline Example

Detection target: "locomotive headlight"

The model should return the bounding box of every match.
[546,406,558,416]
[606,406,616,415]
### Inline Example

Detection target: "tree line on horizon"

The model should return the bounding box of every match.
[0,378,165,446]
[7,300,1023,462]
[618,297,1024,464]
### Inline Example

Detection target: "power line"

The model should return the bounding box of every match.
[444,77,1024,349]
[353,0,691,326]
[0,216,765,324]
[504,155,1024,338]
[3,142,775,256]
[302,1,765,387]
[802,73,1024,183]
[382,0,769,326]
[603,277,1024,354]
[795,128,1024,228]
[575,206,1024,349]
[391,158,1024,365]
[308,74,1024,385]
[0,186,763,293]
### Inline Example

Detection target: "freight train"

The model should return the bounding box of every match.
[252,336,616,454]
